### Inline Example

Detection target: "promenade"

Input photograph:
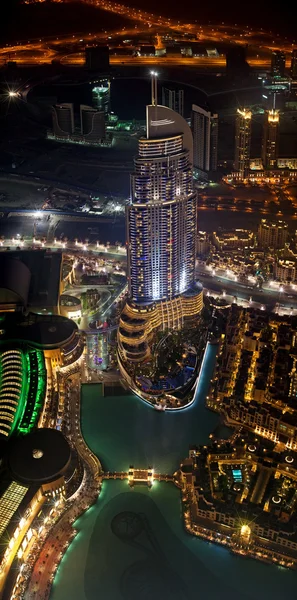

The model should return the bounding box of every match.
[16,372,102,600]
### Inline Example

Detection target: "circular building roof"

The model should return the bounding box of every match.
[26,317,78,348]
[0,257,31,306]
[8,428,71,484]
[0,312,78,349]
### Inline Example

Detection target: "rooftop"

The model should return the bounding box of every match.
[0,251,61,309]
[0,312,78,349]
[7,428,71,484]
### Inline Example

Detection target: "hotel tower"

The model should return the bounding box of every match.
[118,75,203,370]
[234,108,252,179]
[262,108,279,169]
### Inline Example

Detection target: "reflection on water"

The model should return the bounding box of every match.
[51,344,296,600]
[83,488,244,600]
[80,343,219,475]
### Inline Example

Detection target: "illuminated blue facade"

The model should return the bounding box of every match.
[127,105,197,305]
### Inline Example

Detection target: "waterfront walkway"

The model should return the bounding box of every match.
[19,372,102,600]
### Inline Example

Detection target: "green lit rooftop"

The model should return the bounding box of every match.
[0,345,46,438]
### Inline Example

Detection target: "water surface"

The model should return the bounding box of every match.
[51,344,297,600]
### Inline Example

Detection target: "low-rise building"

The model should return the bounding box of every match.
[274,259,296,282]
[197,231,210,256]
[213,229,254,250]
[178,439,297,568]
[257,219,289,249]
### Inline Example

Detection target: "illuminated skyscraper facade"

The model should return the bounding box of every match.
[291,49,297,78]
[161,87,184,116]
[92,78,110,115]
[262,109,279,169]
[118,98,203,366]
[128,120,196,303]
[191,104,218,180]
[271,51,286,78]
[234,108,252,179]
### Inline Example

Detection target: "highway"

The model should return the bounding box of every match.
[196,268,297,313]
[0,224,127,256]
[1,223,297,315]
[0,0,293,69]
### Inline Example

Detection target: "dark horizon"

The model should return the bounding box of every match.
[3,0,296,42]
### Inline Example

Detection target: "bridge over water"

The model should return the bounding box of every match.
[102,467,174,487]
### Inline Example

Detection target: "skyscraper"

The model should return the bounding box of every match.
[128,108,196,303]
[161,87,184,116]
[92,78,110,115]
[226,46,249,77]
[80,105,105,141]
[234,108,252,179]
[271,51,286,78]
[118,76,203,367]
[52,103,74,139]
[191,104,218,179]
[85,46,109,71]
[262,109,279,169]
[291,49,297,78]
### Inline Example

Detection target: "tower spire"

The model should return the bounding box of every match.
[150,71,158,106]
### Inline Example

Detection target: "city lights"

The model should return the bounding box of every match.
[2,1,297,596]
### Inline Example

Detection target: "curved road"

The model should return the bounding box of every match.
[196,270,297,312]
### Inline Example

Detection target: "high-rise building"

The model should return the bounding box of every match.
[262,109,279,169]
[234,108,252,179]
[128,110,196,304]
[118,78,203,367]
[257,219,288,249]
[191,104,218,179]
[161,87,184,116]
[92,78,110,115]
[85,46,109,71]
[291,49,297,78]
[271,51,286,78]
[52,103,74,139]
[80,105,105,141]
[226,46,249,77]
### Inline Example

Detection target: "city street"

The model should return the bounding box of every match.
[196,266,297,313]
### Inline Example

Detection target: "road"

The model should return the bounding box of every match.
[0,226,127,257]
[0,216,126,247]
[2,219,297,315]
[0,0,293,69]
[196,268,297,312]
